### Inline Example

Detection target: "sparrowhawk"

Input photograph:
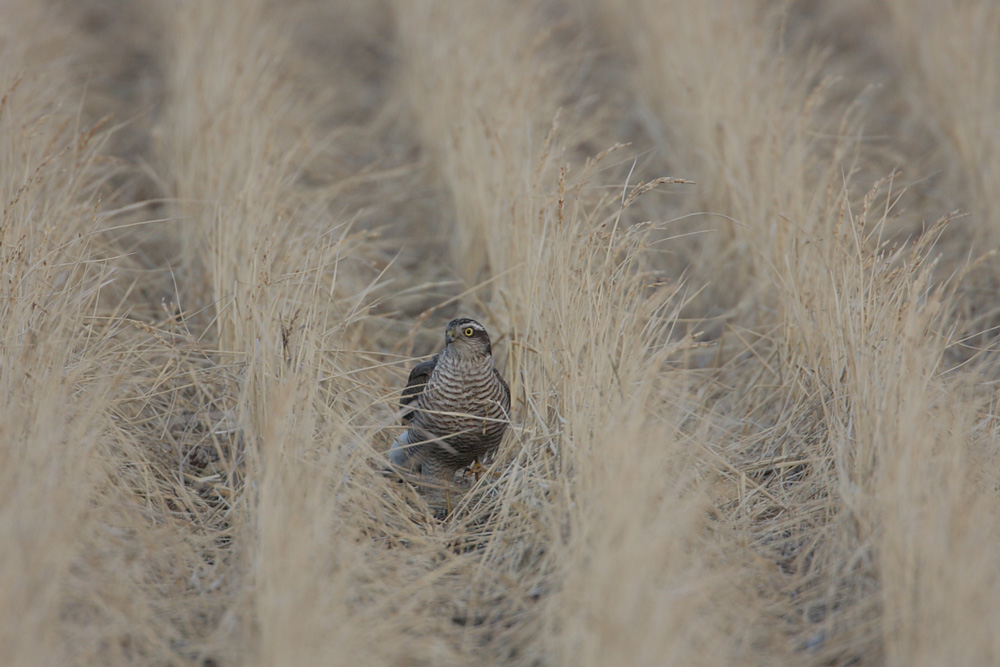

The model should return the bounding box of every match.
[389,318,510,486]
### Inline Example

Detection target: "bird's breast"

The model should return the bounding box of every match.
[415,358,507,428]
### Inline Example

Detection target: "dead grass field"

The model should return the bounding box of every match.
[2,0,1000,664]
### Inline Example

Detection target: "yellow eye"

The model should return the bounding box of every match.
[463,327,475,337]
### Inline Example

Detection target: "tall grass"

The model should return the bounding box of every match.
[0,3,128,663]
[3,0,999,665]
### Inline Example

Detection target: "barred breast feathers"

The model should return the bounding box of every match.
[390,318,511,478]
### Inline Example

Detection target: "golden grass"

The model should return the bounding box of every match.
[3,0,999,664]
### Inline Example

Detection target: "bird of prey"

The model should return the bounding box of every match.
[389,318,510,493]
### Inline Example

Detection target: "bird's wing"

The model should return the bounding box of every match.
[400,355,438,423]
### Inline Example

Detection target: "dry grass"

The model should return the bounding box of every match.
[2,0,999,665]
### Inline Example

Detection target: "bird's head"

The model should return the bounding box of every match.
[444,318,493,358]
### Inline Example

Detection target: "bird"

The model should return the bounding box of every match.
[389,318,510,500]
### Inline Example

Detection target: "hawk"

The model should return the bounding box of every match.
[389,318,510,488]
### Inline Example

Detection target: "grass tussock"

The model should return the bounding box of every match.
[3,0,1000,665]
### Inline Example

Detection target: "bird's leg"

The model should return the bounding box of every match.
[469,459,487,481]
